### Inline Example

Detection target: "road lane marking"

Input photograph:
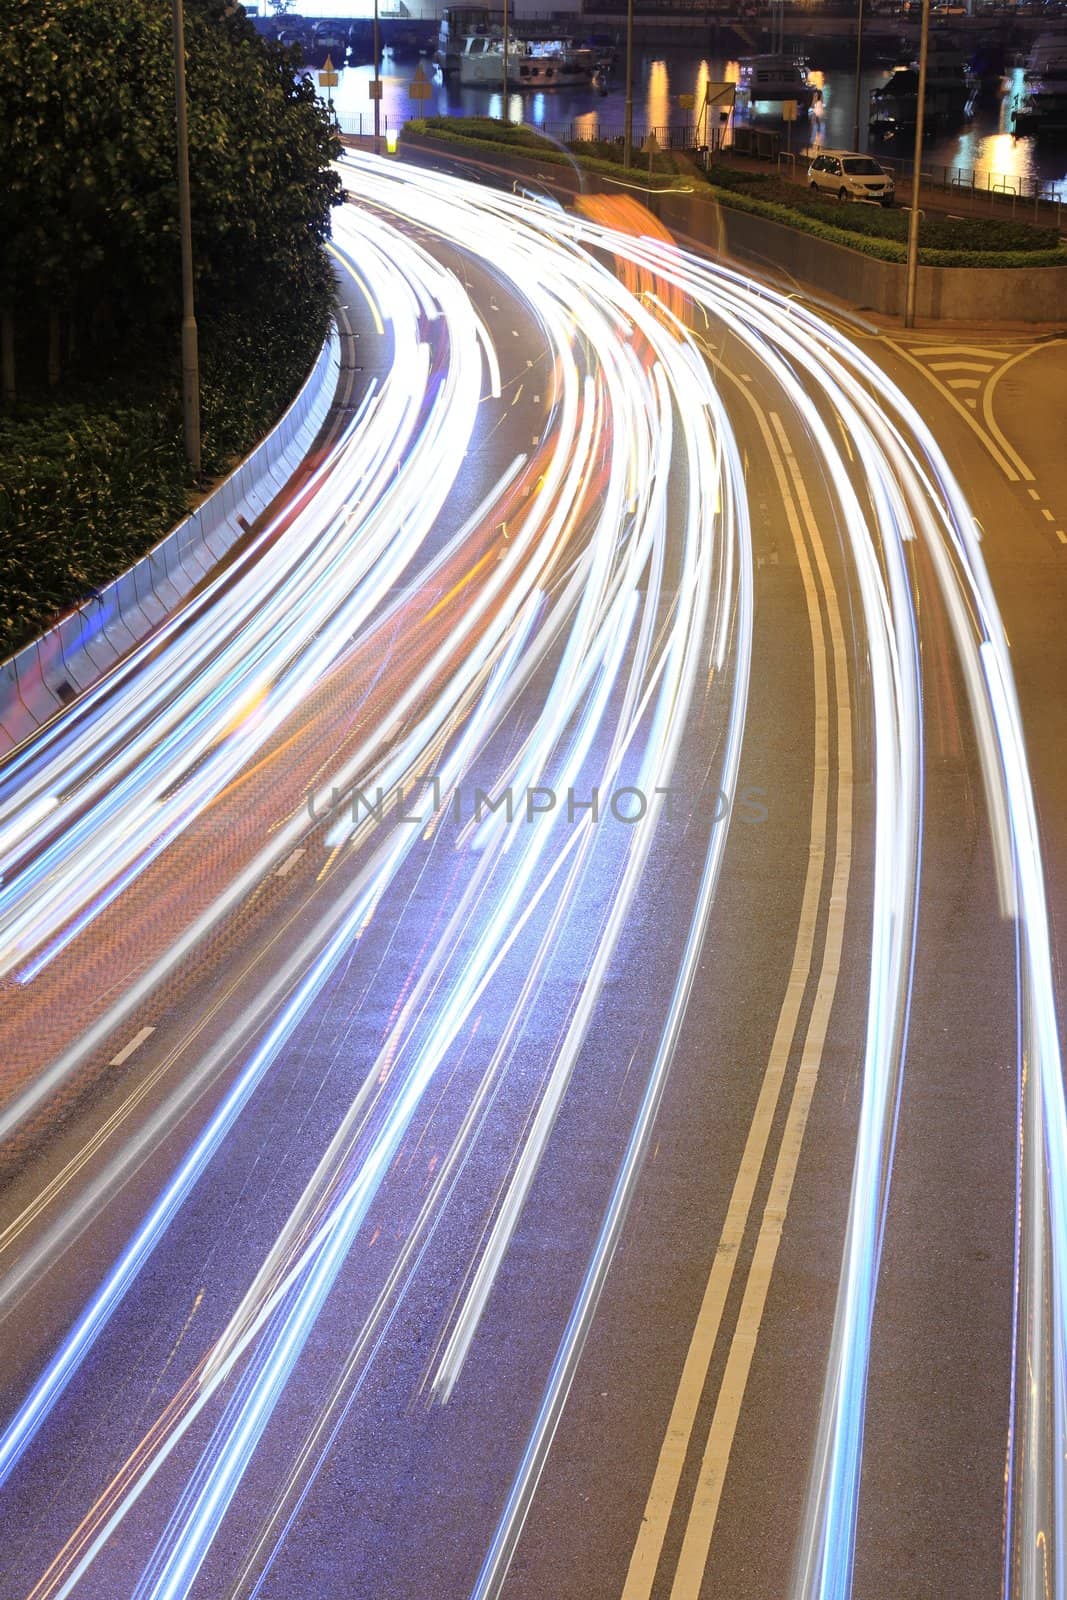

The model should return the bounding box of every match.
[108,1026,155,1067]
[1029,488,1041,501]
[623,388,853,1600]
[276,847,306,877]
[980,343,1039,483]
[1042,508,1055,522]
[669,415,854,1599]
[916,344,1011,359]
[1057,531,1067,545]
[884,337,1031,483]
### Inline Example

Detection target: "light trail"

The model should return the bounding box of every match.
[0,153,1059,1600]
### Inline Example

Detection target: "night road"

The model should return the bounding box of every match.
[1,152,1065,1600]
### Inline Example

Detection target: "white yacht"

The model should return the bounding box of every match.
[1012,32,1067,136]
[457,34,511,87]
[437,5,492,76]
[737,54,816,108]
[458,32,594,91]
[511,43,595,90]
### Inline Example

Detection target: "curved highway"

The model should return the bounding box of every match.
[0,153,1062,1600]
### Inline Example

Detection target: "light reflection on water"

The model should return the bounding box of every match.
[323,47,1067,192]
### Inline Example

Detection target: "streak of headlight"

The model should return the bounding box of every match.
[1,155,1059,1600]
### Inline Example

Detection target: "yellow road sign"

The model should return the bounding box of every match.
[678,93,695,110]
[703,81,736,110]
[782,98,798,121]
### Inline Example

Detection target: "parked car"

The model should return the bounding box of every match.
[807,150,896,204]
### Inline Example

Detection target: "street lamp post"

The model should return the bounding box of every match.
[502,0,509,124]
[852,0,865,151]
[171,0,201,481]
[903,0,931,328]
[373,0,381,154]
[624,0,634,170]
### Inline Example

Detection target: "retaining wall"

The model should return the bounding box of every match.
[0,327,341,754]
[649,190,1067,321]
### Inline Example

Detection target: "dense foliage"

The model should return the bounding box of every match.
[0,0,342,656]
[0,301,327,654]
[0,0,341,392]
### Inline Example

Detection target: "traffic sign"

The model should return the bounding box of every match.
[409,61,431,101]
[319,53,338,88]
[703,82,736,111]
[678,93,695,110]
[368,78,383,99]
[782,98,798,121]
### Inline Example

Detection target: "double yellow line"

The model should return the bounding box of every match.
[623,386,855,1600]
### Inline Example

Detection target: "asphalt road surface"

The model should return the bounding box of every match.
[0,152,1064,1600]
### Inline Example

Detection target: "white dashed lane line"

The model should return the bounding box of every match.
[108,1026,155,1067]
[276,847,306,878]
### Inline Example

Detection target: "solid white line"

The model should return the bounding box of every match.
[108,1026,155,1068]
[929,361,994,374]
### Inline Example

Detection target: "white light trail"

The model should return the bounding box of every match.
[0,153,1059,1600]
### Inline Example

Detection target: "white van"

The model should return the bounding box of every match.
[807,151,896,205]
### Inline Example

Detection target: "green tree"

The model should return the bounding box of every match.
[0,0,341,401]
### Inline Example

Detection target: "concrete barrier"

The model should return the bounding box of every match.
[0,327,341,755]
[649,190,1067,321]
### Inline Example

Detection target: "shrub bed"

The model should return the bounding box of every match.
[0,304,328,658]
[403,118,1067,267]
[403,119,692,190]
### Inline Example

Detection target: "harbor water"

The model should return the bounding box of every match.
[319,44,1067,197]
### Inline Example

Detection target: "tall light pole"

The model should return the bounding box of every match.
[502,0,509,124]
[373,0,381,154]
[852,0,865,151]
[903,0,931,328]
[171,0,201,480]
[624,0,634,169]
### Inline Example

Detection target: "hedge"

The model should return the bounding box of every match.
[401,119,693,191]
[0,301,329,659]
[402,120,1067,269]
